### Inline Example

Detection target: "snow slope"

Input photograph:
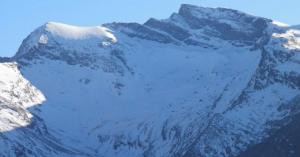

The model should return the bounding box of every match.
[1,4,300,157]
[0,62,45,132]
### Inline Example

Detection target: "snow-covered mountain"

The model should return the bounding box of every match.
[292,24,300,30]
[1,4,300,157]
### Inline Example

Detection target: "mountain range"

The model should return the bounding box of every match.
[0,4,300,157]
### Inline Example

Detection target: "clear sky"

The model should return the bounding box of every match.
[1,0,299,57]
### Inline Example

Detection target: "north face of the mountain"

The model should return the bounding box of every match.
[1,4,300,157]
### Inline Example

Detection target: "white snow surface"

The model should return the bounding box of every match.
[45,22,117,41]
[272,20,290,27]
[0,62,45,132]
[17,36,261,156]
[1,4,300,157]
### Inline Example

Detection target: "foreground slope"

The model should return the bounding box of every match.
[0,4,300,157]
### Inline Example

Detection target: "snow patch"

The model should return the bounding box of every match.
[39,34,48,44]
[272,20,290,27]
[45,22,117,42]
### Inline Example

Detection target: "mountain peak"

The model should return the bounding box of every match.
[178,4,256,21]
[171,4,271,44]
[15,21,117,58]
[179,4,217,13]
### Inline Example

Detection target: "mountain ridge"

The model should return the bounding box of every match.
[15,3,274,60]
[1,4,300,157]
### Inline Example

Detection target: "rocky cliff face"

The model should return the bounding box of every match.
[0,4,300,157]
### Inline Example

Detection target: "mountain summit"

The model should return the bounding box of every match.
[1,4,300,157]
[15,21,117,58]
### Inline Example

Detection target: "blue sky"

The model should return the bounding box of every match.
[1,0,300,57]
